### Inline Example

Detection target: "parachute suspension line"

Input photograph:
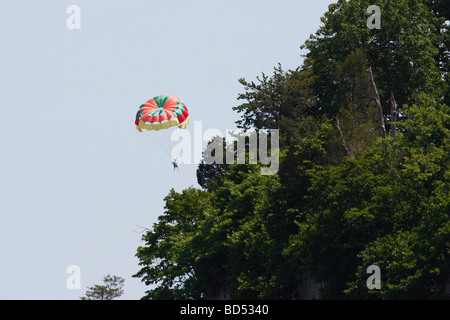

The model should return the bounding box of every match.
[142,127,175,157]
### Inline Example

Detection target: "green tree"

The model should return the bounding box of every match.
[134,188,213,299]
[134,164,285,299]
[80,275,125,300]
[302,0,445,118]
[233,65,317,149]
[345,101,450,299]
[196,137,229,192]
[134,0,449,300]
[425,0,450,105]
[287,100,449,299]
[332,49,379,157]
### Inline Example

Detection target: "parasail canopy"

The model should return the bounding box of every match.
[135,95,189,132]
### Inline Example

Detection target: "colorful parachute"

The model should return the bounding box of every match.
[135,95,189,132]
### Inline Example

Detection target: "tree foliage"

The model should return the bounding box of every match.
[134,0,450,299]
[80,275,125,300]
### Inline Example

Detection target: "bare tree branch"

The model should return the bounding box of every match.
[336,117,354,159]
[390,91,398,142]
[367,66,386,139]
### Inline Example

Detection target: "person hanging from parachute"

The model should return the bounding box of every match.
[172,158,179,171]
[134,95,190,171]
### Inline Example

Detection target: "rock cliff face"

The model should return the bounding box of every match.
[204,286,230,300]
[444,280,450,297]
[204,274,326,300]
[296,273,325,300]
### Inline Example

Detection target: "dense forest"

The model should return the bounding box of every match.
[134,0,449,299]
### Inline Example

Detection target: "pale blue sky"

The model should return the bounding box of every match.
[0,0,335,299]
